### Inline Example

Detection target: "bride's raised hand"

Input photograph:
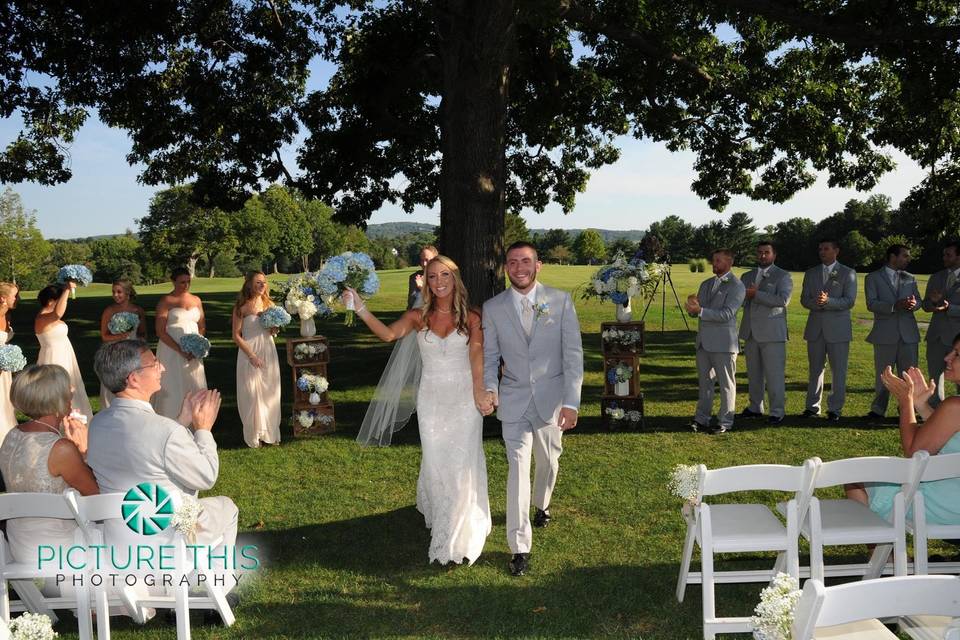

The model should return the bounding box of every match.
[341,287,362,309]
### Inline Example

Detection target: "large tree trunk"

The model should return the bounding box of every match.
[435,0,515,307]
[186,255,198,278]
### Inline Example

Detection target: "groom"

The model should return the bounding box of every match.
[483,241,584,576]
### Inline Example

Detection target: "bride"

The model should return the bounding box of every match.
[346,255,492,565]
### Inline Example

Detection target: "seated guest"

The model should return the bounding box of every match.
[0,364,98,564]
[846,333,960,526]
[88,340,237,562]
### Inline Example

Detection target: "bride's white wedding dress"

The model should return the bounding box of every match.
[415,329,491,565]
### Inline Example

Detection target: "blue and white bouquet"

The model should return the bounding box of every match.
[259,306,292,330]
[0,344,27,372]
[581,252,662,306]
[56,264,93,298]
[280,272,335,321]
[179,334,211,359]
[297,372,329,405]
[318,252,379,326]
[107,311,140,336]
[9,612,58,640]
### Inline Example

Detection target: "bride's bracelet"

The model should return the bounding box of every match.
[355,304,367,314]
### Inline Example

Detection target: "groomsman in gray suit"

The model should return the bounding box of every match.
[685,248,746,434]
[483,241,583,577]
[738,241,793,425]
[801,239,857,421]
[864,244,921,418]
[922,240,960,407]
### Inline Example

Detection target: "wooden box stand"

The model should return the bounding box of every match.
[601,321,645,430]
[286,336,335,435]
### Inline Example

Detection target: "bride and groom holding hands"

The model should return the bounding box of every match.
[345,242,584,576]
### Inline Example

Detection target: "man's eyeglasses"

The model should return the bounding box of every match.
[132,359,161,373]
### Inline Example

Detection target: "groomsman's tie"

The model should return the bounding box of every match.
[711,276,722,295]
[822,266,830,286]
[948,270,958,289]
[521,298,534,336]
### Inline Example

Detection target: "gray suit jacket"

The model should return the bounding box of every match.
[923,269,960,346]
[739,265,792,343]
[801,263,857,343]
[694,273,746,353]
[865,268,921,345]
[482,283,584,424]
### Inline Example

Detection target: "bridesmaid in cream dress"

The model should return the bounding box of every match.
[98,278,148,409]
[0,281,20,440]
[35,282,94,423]
[233,271,281,447]
[152,267,207,419]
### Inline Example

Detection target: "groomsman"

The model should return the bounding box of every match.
[738,241,793,424]
[864,244,921,418]
[684,248,745,434]
[801,239,857,421]
[923,240,960,407]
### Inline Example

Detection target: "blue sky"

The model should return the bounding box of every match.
[0,52,928,239]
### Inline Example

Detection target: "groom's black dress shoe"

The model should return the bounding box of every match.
[509,553,529,576]
[533,508,551,528]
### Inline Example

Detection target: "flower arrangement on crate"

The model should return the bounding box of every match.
[604,405,642,426]
[56,264,93,298]
[107,311,140,336]
[751,573,802,640]
[0,344,27,372]
[9,612,58,639]
[581,252,663,320]
[293,342,327,362]
[296,372,329,405]
[606,361,634,396]
[319,251,380,326]
[293,409,335,432]
[601,326,643,353]
[179,334,211,359]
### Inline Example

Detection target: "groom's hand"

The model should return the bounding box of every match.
[558,407,578,431]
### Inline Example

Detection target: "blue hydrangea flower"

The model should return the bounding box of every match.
[179,334,211,359]
[57,264,93,287]
[606,368,617,384]
[0,345,27,372]
[360,272,380,296]
[610,291,628,305]
[316,276,338,296]
[322,256,348,282]
[297,377,310,391]
[107,311,139,335]
[301,286,315,296]
[259,306,292,329]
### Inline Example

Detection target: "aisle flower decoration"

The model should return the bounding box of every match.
[293,342,327,362]
[318,252,379,326]
[580,252,663,306]
[668,464,701,504]
[179,334,211,359]
[9,612,58,639]
[259,306,292,330]
[0,344,27,372]
[171,494,202,544]
[107,311,140,336]
[606,362,633,385]
[280,272,334,320]
[56,264,93,298]
[295,409,335,430]
[751,573,802,640]
[601,326,644,352]
[297,372,329,404]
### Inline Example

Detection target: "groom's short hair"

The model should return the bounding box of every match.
[506,241,538,260]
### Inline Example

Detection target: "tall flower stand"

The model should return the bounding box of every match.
[286,336,336,436]
[600,321,645,431]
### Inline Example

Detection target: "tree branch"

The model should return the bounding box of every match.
[559,0,714,83]
[274,148,295,183]
[717,0,960,46]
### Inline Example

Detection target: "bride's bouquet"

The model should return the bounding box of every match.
[280,272,334,320]
[581,252,662,306]
[108,311,140,336]
[56,264,93,299]
[318,252,379,326]
[0,344,27,372]
[259,306,292,330]
[179,334,211,359]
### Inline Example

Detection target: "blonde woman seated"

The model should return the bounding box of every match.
[846,334,960,527]
[0,364,98,565]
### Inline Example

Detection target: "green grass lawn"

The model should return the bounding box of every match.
[9,265,943,639]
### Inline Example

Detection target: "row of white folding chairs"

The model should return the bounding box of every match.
[0,490,235,639]
[675,451,954,639]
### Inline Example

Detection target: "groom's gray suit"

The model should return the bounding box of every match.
[693,272,746,429]
[739,265,792,418]
[483,282,583,554]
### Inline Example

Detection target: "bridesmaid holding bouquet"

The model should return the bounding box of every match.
[98,278,147,408]
[152,267,207,419]
[35,282,94,423]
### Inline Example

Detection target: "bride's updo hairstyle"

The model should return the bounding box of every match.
[420,255,470,336]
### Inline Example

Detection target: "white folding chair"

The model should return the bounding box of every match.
[675,458,819,639]
[791,576,960,640]
[797,452,928,582]
[73,492,235,640]
[0,492,94,639]
[907,452,960,576]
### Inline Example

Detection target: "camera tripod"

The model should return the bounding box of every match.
[640,262,691,332]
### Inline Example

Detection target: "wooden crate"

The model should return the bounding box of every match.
[292,403,336,436]
[286,336,330,367]
[603,355,641,397]
[292,363,330,406]
[601,395,644,430]
[600,321,645,355]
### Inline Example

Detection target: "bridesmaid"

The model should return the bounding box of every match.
[0,281,20,440]
[233,272,281,447]
[35,282,94,423]
[152,267,207,419]
[98,278,148,409]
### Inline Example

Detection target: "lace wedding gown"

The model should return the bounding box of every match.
[237,314,281,447]
[415,329,491,565]
[0,328,17,440]
[36,322,94,423]
[153,307,207,419]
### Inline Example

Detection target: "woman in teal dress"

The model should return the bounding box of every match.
[846,335,960,525]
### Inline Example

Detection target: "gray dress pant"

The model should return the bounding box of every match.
[744,338,787,418]
[694,347,737,428]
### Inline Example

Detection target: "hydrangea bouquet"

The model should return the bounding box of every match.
[280,272,335,320]
[297,372,329,404]
[294,409,335,432]
[179,334,211,359]
[581,252,662,306]
[318,252,379,326]
[751,573,802,640]
[107,311,140,336]
[259,306,292,330]
[56,264,93,299]
[0,344,27,372]
[9,612,58,639]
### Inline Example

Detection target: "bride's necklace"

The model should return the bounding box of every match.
[30,418,61,436]
[436,307,452,314]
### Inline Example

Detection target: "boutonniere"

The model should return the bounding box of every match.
[900,273,915,284]
[534,300,550,320]
[827,270,839,283]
